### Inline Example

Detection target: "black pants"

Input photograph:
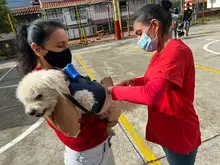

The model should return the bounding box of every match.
[163,147,198,165]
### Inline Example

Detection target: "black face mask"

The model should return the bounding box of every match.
[44,48,72,68]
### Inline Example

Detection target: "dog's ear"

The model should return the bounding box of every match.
[43,70,70,95]
[50,68,69,81]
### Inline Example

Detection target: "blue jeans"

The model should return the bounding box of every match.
[163,147,198,165]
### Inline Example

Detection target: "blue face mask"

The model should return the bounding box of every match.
[137,33,158,52]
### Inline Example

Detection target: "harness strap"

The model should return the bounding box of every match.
[63,93,94,115]
[50,67,95,115]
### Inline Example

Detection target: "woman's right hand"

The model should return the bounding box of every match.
[115,78,135,86]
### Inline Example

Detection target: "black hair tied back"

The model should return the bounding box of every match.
[161,0,172,11]
[134,0,172,36]
[17,24,37,76]
[16,19,65,76]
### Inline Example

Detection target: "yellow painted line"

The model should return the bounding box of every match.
[201,28,220,39]
[195,64,220,74]
[210,36,220,39]
[189,28,220,73]
[201,29,207,36]
[122,43,220,75]
[120,114,162,165]
[75,55,96,80]
[122,41,220,75]
[74,54,161,165]
[121,45,154,55]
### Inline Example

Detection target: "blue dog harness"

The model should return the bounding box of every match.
[62,64,106,115]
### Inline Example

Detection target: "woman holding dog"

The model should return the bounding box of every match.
[17,19,115,165]
[107,1,201,165]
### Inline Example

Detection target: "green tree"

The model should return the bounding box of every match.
[0,0,12,33]
[171,0,181,9]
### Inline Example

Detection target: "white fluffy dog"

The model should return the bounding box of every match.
[16,69,132,136]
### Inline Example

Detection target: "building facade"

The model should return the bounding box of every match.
[40,0,152,39]
[12,0,155,39]
[12,5,41,30]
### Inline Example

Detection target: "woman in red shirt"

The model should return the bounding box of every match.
[108,1,201,165]
[17,19,115,165]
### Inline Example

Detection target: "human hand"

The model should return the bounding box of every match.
[107,86,113,95]
[100,76,114,88]
[115,78,135,86]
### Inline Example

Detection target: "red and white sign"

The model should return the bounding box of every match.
[184,0,192,9]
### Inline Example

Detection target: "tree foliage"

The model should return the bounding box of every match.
[171,0,181,9]
[0,0,12,33]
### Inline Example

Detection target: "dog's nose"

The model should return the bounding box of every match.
[27,109,36,116]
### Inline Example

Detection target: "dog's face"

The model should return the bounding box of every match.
[16,69,70,117]
[19,84,59,117]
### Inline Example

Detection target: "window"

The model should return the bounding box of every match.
[120,1,127,9]
[69,8,76,21]
[55,9,63,21]
[46,9,63,22]
[46,10,56,19]
[94,4,102,13]
[79,7,87,19]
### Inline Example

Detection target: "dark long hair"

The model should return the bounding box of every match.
[134,0,172,36]
[17,19,64,75]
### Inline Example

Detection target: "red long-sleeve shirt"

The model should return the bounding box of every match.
[112,78,169,106]
[112,39,201,154]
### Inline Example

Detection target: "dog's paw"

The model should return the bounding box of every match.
[98,111,108,120]
[107,120,118,128]
[107,128,116,136]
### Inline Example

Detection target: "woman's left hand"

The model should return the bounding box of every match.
[107,86,113,95]
[100,76,114,88]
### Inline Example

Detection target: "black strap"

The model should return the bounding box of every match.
[49,68,94,115]
[50,67,62,71]
[63,93,94,115]
[108,136,112,148]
